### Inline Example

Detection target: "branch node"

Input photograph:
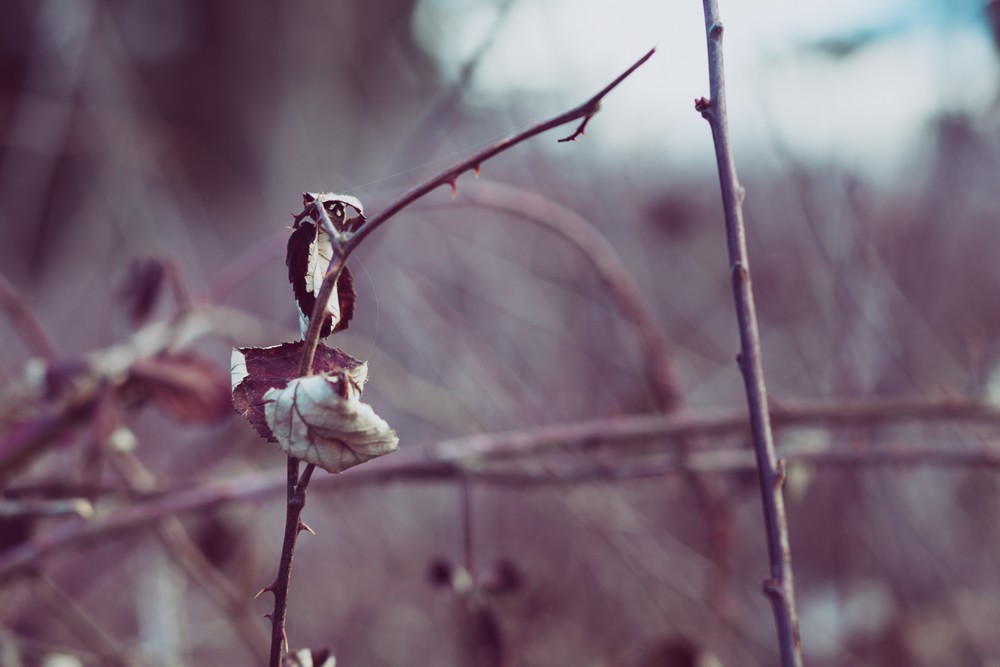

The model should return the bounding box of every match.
[694,96,714,122]
[557,109,598,143]
[774,458,787,491]
[710,21,724,38]
[730,262,748,285]
[762,577,784,600]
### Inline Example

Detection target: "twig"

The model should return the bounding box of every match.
[111,452,269,664]
[5,420,1000,583]
[0,271,56,360]
[296,47,657,381]
[0,469,280,584]
[0,498,93,519]
[445,180,681,411]
[31,572,139,667]
[0,305,278,481]
[694,4,802,665]
[6,436,1000,584]
[263,48,658,666]
[388,0,516,169]
[342,48,654,262]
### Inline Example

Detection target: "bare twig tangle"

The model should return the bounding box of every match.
[442,180,681,411]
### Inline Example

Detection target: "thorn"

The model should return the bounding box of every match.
[473,164,481,178]
[263,613,273,621]
[448,178,458,199]
[254,582,277,599]
[298,519,316,536]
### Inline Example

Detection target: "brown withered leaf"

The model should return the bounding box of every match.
[128,351,232,424]
[287,193,363,339]
[230,343,360,430]
[231,341,396,473]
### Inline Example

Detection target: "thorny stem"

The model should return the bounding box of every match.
[266,48,656,665]
[267,458,307,666]
[696,3,803,666]
[341,47,655,259]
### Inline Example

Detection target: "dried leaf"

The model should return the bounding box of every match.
[283,648,335,667]
[128,351,232,424]
[232,341,396,473]
[264,373,398,474]
[287,193,363,338]
[231,342,365,441]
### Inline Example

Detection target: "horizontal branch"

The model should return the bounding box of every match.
[433,395,1000,461]
[4,394,1000,582]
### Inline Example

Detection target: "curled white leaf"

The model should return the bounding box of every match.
[263,373,398,474]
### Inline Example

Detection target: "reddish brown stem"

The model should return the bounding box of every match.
[268,458,305,666]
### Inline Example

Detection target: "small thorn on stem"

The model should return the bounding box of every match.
[473,164,481,178]
[448,178,458,199]
[263,613,273,621]
[298,519,316,536]
[254,582,277,599]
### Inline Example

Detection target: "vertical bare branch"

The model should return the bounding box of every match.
[694,2,803,665]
